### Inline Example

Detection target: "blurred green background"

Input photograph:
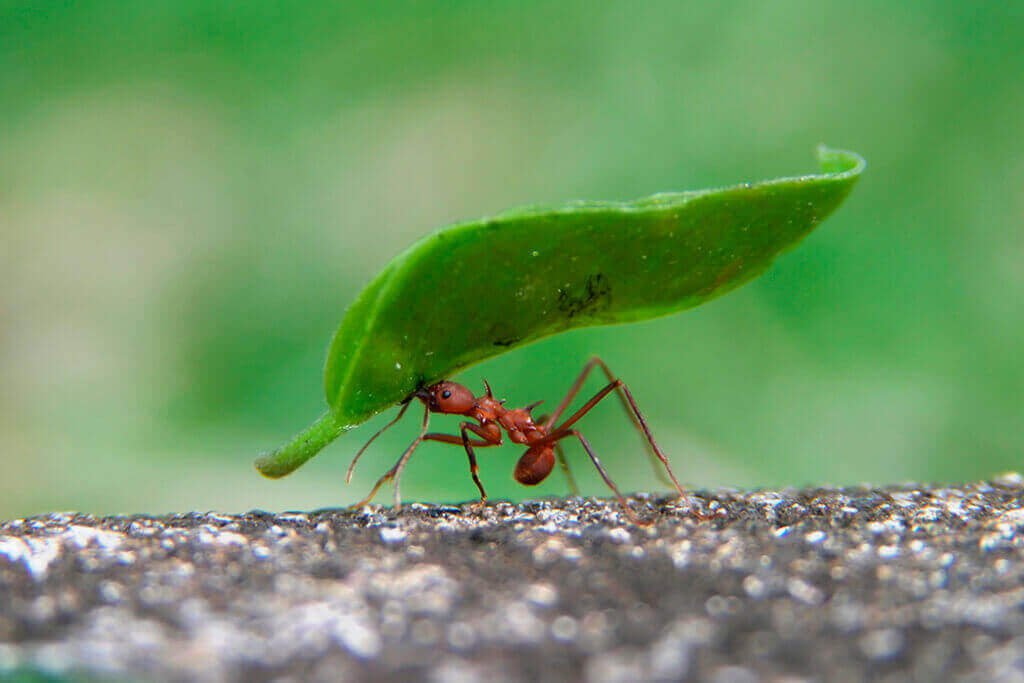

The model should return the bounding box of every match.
[2,2,1022,518]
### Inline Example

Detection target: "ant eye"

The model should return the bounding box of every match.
[441,390,452,399]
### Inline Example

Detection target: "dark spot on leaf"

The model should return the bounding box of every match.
[558,273,612,318]
[493,336,520,347]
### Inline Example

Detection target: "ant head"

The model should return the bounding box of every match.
[415,381,475,415]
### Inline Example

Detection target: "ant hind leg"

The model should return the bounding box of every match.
[538,412,579,496]
[543,357,678,491]
[561,429,649,525]
[554,442,579,496]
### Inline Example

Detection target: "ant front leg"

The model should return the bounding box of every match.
[352,404,431,510]
[346,400,412,484]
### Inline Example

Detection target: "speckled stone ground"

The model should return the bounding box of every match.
[4,478,1024,682]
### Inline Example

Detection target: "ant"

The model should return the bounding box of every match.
[346,357,690,523]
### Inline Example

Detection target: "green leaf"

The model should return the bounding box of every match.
[256,145,865,477]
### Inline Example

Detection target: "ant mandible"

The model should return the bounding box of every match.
[346,357,688,523]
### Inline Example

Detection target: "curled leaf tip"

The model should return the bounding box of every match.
[815,145,866,175]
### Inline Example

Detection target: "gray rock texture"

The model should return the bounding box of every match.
[4,478,1024,682]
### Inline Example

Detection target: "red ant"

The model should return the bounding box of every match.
[346,357,689,523]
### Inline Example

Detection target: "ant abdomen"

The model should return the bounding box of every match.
[514,446,555,486]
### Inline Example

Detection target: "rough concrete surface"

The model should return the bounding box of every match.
[4,478,1024,682]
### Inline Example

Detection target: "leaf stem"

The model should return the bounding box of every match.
[254,411,347,478]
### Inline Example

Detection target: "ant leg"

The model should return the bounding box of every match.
[351,404,430,510]
[540,411,579,496]
[551,379,686,498]
[608,380,685,497]
[543,356,638,430]
[561,429,647,525]
[423,426,500,502]
[587,358,673,488]
[554,442,580,496]
[545,357,673,489]
[423,433,494,448]
[460,423,488,502]
[542,357,605,430]
[346,400,411,483]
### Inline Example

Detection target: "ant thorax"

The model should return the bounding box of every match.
[468,396,543,446]
[497,408,544,445]
[470,395,505,423]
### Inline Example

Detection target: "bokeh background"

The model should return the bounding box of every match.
[2,2,1023,518]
